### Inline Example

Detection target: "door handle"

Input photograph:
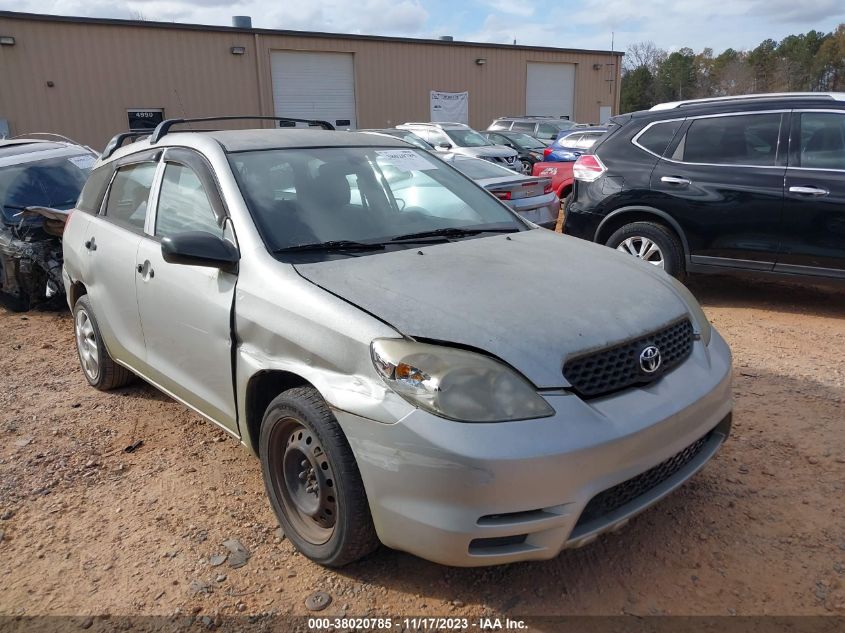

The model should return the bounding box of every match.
[788,186,829,196]
[84,238,96,251]
[136,262,154,279]
[661,176,691,186]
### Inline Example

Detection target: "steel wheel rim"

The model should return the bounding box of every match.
[521,160,533,175]
[269,417,336,545]
[75,309,100,381]
[617,236,665,268]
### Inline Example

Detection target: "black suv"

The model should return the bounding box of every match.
[564,93,845,281]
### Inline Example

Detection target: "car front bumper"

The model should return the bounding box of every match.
[335,329,733,566]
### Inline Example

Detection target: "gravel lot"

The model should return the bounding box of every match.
[0,275,843,620]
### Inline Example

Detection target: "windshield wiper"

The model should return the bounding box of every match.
[274,240,385,253]
[390,227,518,242]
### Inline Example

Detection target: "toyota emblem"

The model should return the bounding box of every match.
[639,345,662,374]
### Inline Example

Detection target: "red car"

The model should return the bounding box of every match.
[532,161,574,202]
[532,162,574,232]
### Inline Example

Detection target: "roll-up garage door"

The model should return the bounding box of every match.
[526,62,575,120]
[270,51,357,129]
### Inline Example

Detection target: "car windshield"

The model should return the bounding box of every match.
[446,156,516,180]
[0,153,93,223]
[228,147,523,257]
[506,133,545,149]
[444,129,492,147]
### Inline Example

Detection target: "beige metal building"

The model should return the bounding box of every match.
[0,10,622,150]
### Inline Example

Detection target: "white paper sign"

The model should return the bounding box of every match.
[430,90,469,124]
[376,149,436,172]
[68,154,96,170]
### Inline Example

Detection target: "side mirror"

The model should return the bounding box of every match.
[437,142,453,150]
[161,231,239,274]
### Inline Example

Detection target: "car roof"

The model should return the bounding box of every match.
[101,128,412,163]
[207,129,410,151]
[0,140,92,165]
[627,92,845,124]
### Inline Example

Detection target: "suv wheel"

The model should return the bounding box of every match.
[260,386,379,567]
[520,160,533,175]
[606,221,685,280]
[73,295,135,390]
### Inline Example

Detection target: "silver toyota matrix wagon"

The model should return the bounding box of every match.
[63,117,732,567]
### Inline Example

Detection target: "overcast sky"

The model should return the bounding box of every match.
[8,0,845,53]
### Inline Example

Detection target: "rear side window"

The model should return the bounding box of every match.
[103,162,157,231]
[536,123,558,138]
[678,113,782,166]
[512,122,534,132]
[636,120,683,156]
[797,112,845,170]
[77,164,113,213]
[155,163,222,239]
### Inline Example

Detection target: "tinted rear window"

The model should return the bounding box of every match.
[678,113,782,166]
[636,120,683,156]
[76,164,114,214]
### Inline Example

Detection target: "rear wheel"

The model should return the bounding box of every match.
[260,386,379,567]
[73,295,134,390]
[606,221,685,280]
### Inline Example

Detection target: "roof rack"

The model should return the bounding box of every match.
[102,131,151,160]
[651,92,845,111]
[11,132,98,155]
[150,116,335,143]
[498,115,572,120]
[400,121,470,128]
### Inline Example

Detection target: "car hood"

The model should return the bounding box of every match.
[293,229,692,388]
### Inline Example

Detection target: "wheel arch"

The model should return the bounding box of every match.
[69,281,88,308]
[244,369,314,457]
[595,206,690,264]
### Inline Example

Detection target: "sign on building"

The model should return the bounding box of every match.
[430,91,468,125]
[127,109,165,132]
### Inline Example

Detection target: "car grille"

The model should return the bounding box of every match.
[563,318,693,398]
[573,431,711,530]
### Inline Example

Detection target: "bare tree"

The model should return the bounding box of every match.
[624,41,667,73]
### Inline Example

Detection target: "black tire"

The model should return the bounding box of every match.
[73,295,134,390]
[606,221,685,280]
[520,160,533,175]
[260,386,379,567]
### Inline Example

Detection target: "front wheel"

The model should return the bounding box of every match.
[520,160,533,175]
[606,221,685,280]
[260,386,379,567]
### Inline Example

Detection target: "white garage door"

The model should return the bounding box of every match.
[270,51,357,130]
[526,62,575,120]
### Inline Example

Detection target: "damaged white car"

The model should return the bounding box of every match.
[0,135,97,310]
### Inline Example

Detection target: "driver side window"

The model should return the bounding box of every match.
[155,163,222,239]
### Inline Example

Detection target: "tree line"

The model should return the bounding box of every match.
[620,25,845,113]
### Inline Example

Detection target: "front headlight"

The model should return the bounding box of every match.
[667,277,712,345]
[371,339,555,422]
